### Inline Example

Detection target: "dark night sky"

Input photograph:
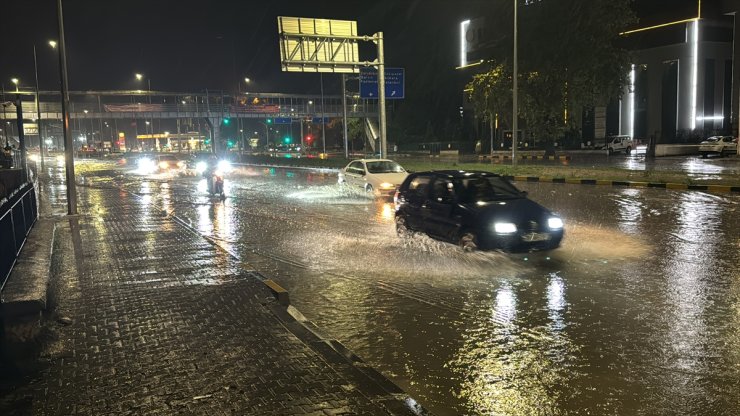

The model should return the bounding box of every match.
[1,0,702,130]
[1,0,479,95]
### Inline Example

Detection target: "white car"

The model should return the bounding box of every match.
[699,136,737,158]
[605,135,634,154]
[338,159,409,197]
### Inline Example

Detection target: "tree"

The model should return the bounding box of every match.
[465,0,636,142]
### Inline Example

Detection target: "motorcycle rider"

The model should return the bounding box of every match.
[203,155,219,194]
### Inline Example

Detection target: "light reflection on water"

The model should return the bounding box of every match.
[114,166,740,415]
[657,192,717,398]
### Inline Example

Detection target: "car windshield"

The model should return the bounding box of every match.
[455,176,522,203]
[704,137,720,142]
[366,161,404,174]
[158,155,178,161]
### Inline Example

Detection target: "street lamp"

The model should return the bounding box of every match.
[244,77,251,84]
[11,78,19,92]
[48,40,57,48]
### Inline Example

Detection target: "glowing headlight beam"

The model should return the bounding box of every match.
[548,217,564,230]
[494,222,517,234]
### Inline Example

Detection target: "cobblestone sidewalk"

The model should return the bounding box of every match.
[0,181,425,415]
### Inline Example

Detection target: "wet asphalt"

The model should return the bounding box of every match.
[58,158,740,415]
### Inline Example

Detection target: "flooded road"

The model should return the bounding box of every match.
[67,160,740,415]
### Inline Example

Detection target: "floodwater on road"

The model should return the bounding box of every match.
[68,160,740,415]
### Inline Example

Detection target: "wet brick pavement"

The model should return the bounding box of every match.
[0,181,423,415]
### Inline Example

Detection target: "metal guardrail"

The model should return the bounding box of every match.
[0,182,38,291]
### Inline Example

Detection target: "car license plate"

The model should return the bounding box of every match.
[521,232,550,242]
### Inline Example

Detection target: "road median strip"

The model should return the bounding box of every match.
[503,175,740,193]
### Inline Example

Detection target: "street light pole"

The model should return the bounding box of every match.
[33,45,45,171]
[377,31,387,159]
[512,0,519,166]
[342,74,349,159]
[320,73,326,155]
[56,0,77,215]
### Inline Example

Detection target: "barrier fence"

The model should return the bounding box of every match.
[0,181,38,291]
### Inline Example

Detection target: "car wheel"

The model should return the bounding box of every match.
[396,216,412,238]
[459,232,478,252]
[365,184,374,194]
[625,146,631,155]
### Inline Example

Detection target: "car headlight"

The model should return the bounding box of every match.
[158,161,169,169]
[217,160,232,173]
[548,217,564,230]
[29,154,39,162]
[494,222,517,234]
[138,157,153,168]
[56,155,65,164]
[177,161,185,168]
[379,182,395,189]
[195,161,207,174]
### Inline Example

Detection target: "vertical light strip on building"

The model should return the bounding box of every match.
[460,20,470,68]
[690,19,699,129]
[629,64,635,139]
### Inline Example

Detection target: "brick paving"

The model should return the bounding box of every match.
[0,181,423,415]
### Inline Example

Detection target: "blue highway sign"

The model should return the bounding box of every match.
[360,67,405,99]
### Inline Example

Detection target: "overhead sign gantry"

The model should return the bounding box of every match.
[277,16,389,158]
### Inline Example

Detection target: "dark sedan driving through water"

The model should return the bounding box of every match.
[394,170,564,252]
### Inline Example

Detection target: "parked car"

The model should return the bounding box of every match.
[604,135,634,154]
[699,136,737,158]
[394,170,564,252]
[338,159,408,197]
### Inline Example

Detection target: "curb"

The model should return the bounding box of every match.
[169,213,429,414]
[479,155,571,161]
[505,175,740,193]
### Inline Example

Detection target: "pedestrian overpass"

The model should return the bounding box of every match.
[0,89,380,151]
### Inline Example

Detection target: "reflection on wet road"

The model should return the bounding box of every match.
[65,159,740,415]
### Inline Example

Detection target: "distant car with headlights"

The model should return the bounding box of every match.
[699,135,737,158]
[394,170,564,252]
[338,159,408,197]
[137,154,186,174]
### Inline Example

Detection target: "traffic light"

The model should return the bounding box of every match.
[305,135,313,143]
[223,118,230,125]
[283,137,291,144]
[266,118,272,124]
[227,140,234,148]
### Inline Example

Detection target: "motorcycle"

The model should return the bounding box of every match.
[197,159,231,200]
[207,172,225,199]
